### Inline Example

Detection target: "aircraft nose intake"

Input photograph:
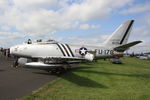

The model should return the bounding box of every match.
[10,46,17,54]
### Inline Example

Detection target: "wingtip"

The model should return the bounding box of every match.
[139,40,142,43]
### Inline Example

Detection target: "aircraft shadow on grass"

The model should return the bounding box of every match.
[32,64,150,88]
[34,64,150,88]
[74,68,150,79]
[62,66,150,88]
[61,72,107,88]
[33,66,108,88]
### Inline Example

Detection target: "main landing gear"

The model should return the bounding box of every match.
[47,66,71,75]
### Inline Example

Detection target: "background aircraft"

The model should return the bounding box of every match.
[10,20,141,73]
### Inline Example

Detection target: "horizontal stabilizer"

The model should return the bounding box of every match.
[114,41,142,52]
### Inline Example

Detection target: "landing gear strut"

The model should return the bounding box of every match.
[48,66,71,75]
[13,58,18,68]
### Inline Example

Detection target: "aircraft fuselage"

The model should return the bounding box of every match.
[10,42,121,60]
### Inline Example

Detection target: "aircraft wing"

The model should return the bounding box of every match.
[24,56,85,69]
[24,62,63,70]
[114,41,142,52]
[32,52,94,61]
[32,56,85,60]
[25,62,62,67]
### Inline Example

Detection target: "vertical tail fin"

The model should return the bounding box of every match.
[104,20,134,47]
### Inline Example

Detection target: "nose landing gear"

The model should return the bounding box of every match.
[12,58,18,68]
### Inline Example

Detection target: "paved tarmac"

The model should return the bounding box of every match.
[0,52,58,100]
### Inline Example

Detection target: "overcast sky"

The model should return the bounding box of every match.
[0,0,150,53]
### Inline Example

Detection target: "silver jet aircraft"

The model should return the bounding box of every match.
[10,20,141,72]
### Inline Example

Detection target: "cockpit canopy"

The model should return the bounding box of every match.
[46,39,58,43]
[25,39,58,44]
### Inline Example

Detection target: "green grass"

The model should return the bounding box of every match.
[19,57,150,100]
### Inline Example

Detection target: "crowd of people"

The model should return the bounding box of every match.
[0,47,11,59]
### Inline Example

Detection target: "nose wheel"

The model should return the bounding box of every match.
[13,58,18,68]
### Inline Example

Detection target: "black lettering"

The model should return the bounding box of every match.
[110,50,114,55]
[99,50,103,54]
[107,50,109,54]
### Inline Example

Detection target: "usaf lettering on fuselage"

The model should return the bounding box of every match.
[95,49,114,55]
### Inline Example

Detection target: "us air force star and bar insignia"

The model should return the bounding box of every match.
[79,47,87,56]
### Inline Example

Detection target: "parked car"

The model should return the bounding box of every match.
[111,58,122,64]
[139,56,149,60]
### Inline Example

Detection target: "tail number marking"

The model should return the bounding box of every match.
[96,49,114,55]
